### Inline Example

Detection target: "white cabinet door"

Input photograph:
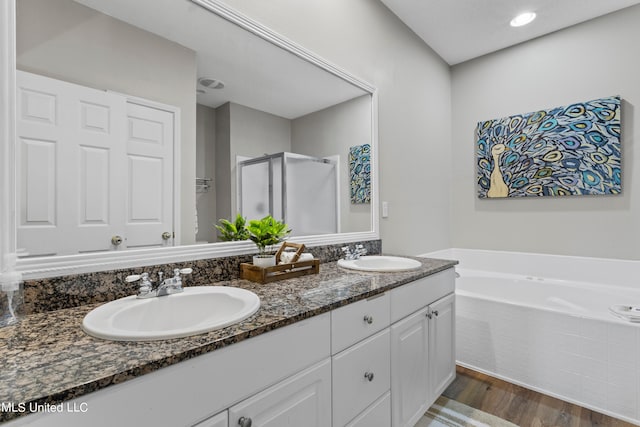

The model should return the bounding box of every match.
[390,306,429,427]
[192,410,227,427]
[229,359,331,427]
[429,293,456,402]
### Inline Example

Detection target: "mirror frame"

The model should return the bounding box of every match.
[0,0,379,279]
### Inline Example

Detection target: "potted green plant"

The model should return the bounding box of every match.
[214,214,250,241]
[247,215,291,267]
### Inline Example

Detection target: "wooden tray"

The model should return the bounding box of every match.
[240,259,320,284]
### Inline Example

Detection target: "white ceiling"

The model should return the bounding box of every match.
[379,0,640,65]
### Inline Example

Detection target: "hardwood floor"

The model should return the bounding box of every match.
[442,366,637,427]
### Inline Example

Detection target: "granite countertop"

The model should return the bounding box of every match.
[0,257,456,423]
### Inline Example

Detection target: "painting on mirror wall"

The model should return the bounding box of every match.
[349,144,371,204]
[476,96,621,198]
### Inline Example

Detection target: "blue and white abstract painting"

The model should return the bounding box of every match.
[349,144,371,204]
[476,96,621,198]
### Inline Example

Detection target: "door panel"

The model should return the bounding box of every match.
[391,306,429,427]
[16,71,174,255]
[229,359,331,427]
[17,71,124,255]
[429,293,456,402]
[125,102,174,249]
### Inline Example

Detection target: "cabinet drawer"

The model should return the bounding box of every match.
[390,268,454,323]
[332,291,390,354]
[345,392,391,427]
[332,328,390,427]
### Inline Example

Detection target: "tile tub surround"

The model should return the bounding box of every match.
[0,256,455,423]
[20,240,382,315]
[424,248,640,425]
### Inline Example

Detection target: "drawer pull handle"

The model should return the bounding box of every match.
[364,371,374,382]
[238,417,252,427]
[363,315,374,324]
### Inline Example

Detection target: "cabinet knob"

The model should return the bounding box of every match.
[363,315,373,324]
[238,417,252,427]
[364,371,374,382]
[426,312,432,319]
[433,310,439,317]
[161,231,172,240]
[111,235,123,246]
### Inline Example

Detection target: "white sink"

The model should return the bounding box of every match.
[82,286,260,341]
[337,255,422,272]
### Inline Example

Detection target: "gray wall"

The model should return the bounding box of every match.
[16,0,198,245]
[451,5,640,260]
[292,95,372,233]
[230,102,292,158]
[196,104,217,243]
[228,102,292,218]
[215,104,232,226]
[214,102,292,228]
[222,0,453,255]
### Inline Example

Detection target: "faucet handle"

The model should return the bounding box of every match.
[169,268,192,290]
[125,274,141,283]
[172,268,192,279]
[140,272,152,286]
[133,272,153,295]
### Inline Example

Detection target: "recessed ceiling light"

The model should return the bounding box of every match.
[198,77,225,90]
[510,12,536,27]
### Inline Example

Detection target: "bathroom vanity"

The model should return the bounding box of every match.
[0,258,455,427]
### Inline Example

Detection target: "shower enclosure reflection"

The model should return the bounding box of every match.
[239,153,339,236]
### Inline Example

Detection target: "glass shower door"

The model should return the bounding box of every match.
[285,153,338,236]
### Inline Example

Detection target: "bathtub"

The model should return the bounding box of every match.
[424,249,640,426]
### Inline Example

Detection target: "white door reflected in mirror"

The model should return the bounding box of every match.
[16,71,176,257]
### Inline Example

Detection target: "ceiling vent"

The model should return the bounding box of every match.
[198,77,225,90]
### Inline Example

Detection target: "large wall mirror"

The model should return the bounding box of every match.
[0,0,378,278]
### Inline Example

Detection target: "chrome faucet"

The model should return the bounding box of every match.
[126,268,193,299]
[342,244,367,260]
